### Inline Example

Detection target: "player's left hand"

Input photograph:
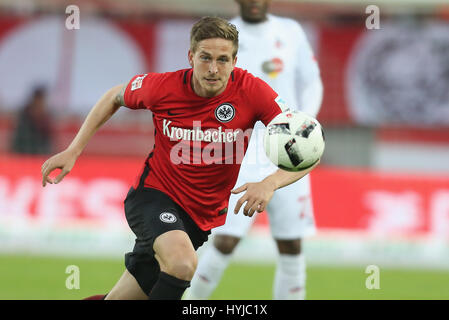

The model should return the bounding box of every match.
[231,180,276,217]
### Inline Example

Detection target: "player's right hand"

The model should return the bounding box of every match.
[41,149,78,187]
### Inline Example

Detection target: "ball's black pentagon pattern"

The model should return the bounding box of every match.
[268,122,291,135]
[284,138,303,167]
[295,121,317,138]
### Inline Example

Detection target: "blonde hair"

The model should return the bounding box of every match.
[190,16,239,58]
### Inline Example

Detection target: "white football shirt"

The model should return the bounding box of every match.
[231,14,322,117]
[230,14,323,177]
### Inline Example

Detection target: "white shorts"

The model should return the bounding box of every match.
[213,173,316,240]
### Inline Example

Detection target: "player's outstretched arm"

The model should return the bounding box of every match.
[231,160,320,217]
[41,84,126,187]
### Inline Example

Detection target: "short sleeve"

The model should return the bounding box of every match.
[123,73,161,110]
[293,22,321,85]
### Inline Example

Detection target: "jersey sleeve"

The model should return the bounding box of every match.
[252,77,290,126]
[292,21,323,117]
[123,73,163,110]
[293,22,320,84]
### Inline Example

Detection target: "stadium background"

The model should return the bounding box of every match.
[0,0,448,299]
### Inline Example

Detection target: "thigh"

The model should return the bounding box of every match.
[151,203,211,279]
[152,230,197,273]
[123,187,192,294]
[212,164,264,237]
[267,176,316,240]
[123,187,211,292]
[212,191,256,238]
[124,187,189,255]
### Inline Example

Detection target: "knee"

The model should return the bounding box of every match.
[214,235,240,254]
[276,239,302,255]
[162,251,197,281]
[153,230,198,281]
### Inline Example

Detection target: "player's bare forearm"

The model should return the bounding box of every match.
[262,160,320,191]
[41,84,126,186]
[67,84,125,156]
[231,160,319,216]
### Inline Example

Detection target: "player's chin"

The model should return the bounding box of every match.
[203,81,222,93]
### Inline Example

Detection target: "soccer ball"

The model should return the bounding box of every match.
[264,110,325,171]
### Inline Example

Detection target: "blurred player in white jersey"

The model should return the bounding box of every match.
[185,0,323,300]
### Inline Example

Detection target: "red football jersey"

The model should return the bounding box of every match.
[124,67,284,230]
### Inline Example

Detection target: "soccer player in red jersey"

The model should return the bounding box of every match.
[187,0,323,300]
[41,17,319,300]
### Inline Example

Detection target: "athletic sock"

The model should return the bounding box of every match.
[184,244,232,300]
[148,272,191,300]
[273,253,306,300]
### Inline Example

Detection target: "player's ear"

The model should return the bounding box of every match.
[188,50,194,67]
[232,55,237,68]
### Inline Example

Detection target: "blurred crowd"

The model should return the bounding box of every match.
[10,86,53,155]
